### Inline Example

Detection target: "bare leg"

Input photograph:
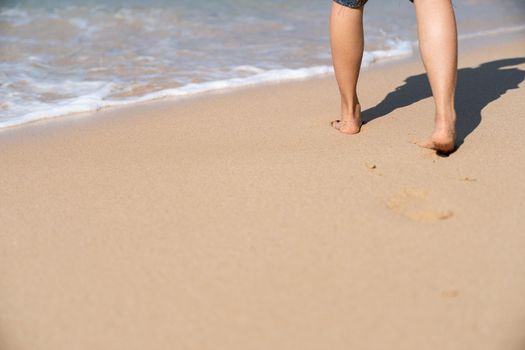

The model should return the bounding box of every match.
[414,0,458,153]
[329,1,364,134]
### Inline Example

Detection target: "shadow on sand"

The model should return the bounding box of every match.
[362,57,525,153]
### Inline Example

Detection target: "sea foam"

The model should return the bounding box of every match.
[0,42,417,129]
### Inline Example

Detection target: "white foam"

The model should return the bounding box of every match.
[0,42,417,129]
[233,65,266,74]
[0,83,115,128]
[362,40,414,66]
[0,66,332,128]
[410,24,525,46]
[0,8,30,23]
[458,25,525,41]
[69,17,89,29]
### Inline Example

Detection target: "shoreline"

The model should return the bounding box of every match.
[1,33,525,350]
[1,27,524,134]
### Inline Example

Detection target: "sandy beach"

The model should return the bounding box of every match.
[1,36,525,350]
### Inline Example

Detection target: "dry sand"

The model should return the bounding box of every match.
[1,38,525,350]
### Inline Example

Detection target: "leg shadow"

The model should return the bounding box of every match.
[362,57,525,150]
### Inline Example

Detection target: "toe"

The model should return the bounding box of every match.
[416,137,456,154]
[415,138,435,149]
[331,119,361,134]
[330,120,342,130]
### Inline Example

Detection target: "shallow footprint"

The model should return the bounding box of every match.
[387,188,453,222]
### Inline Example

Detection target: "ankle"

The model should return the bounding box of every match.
[435,109,456,124]
[435,105,456,118]
[434,113,456,136]
[341,97,361,117]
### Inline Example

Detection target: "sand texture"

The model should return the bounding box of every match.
[1,39,525,350]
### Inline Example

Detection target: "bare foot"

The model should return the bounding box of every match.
[417,114,456,154]
[330,103,362,134]
[416,135,455,154]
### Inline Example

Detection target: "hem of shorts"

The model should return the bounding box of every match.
[332,0,413,7]
[331,0,367,9]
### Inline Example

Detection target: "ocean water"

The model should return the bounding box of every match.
[1,0,524,128]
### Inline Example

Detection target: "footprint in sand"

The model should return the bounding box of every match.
[441,289,460,298]
[386,188,453,222]
[365,162,377,170]
[365,162,383,176]
[461,176,477,182]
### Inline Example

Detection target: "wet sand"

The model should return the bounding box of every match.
[1,38,525,350]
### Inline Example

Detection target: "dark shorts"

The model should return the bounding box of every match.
[333,0,413,8]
